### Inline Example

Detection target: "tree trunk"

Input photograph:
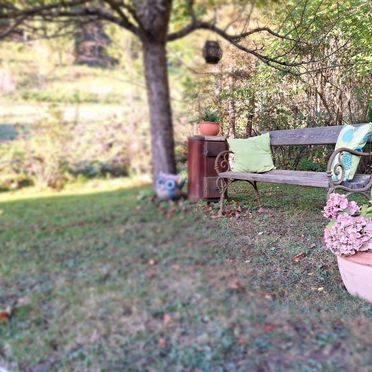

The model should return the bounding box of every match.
[142,41,176,177]
[245,95,255,137]
[227,75,236,138]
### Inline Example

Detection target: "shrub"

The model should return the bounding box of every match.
[0,107,142,191]
[24,105,72,189]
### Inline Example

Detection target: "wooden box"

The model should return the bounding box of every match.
[187,136,227,201]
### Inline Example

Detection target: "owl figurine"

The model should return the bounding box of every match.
[155,172,185,201]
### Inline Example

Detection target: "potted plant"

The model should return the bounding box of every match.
[323,193,372,303]
[199,107,221,136]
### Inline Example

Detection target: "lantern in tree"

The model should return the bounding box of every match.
[203,40,223,64]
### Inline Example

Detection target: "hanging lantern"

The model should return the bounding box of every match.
[203,40,223,64]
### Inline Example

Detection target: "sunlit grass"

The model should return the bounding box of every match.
[0,176,149,203]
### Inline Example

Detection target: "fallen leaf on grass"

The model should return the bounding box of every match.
[238,337,247,345]
[264,324,276,332]
[292,252,306,262]
[158,338,167,347]
[228,280,245,293]
[311,286,325,292]
[163,313,173,326]
[0,306,12,323]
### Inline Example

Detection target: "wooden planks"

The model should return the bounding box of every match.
[219,170,371,189]
[269,124,372,146]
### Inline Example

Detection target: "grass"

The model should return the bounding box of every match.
[0,179,371,371]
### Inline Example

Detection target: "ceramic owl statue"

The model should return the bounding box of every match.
[155,172,185,201]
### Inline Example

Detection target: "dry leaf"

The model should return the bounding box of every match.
[158,338,167,347]
[238,337,247,345]
[292,252,306,262]
[163,313,173,326]
[228,280,245,293]
[264,324,276,332]
[0,306,11,322]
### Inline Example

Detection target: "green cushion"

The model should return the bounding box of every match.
[228,133,275,173]
[332,123,372,181]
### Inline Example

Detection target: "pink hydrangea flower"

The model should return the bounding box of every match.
[323,194,372,256]
[324,214,371,256]
[323,193,360,219]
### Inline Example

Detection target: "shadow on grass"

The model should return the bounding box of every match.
[0,182,371,371]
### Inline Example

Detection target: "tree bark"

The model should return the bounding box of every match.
[245,95,255,137]
[142,40,176,176]
[227,75,236,138]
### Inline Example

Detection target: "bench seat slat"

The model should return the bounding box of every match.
[219,170,370,189]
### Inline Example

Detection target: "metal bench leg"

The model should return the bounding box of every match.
[216,177,230,215]
[247,181,263,209]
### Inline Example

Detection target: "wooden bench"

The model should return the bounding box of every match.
[214,124,372,212]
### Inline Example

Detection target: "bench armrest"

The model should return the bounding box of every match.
[215,150,234,175]
[327,147,372,186]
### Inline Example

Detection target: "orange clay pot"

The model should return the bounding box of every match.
[337,251,372,304]
[199,121,220,136]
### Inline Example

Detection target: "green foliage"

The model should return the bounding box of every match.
[0,105,135,191]
[200,107,221,122]
[297,158,325,172]
[271,0,372,74]
[26,105,72,189]
[360,200,372,218]
[20,90,123,104]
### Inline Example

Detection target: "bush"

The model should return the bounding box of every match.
[0,106,133,191]
[25,106,72,189]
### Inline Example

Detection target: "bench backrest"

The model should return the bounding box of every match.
[269,124,372,146]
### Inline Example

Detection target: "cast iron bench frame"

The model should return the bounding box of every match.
[214,124,372,212]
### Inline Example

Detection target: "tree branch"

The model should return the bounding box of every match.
[104,0,144,36]
[167,18,300,44]
[0,0,141,38]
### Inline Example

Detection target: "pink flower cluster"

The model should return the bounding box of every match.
[323,193,372,256]
[324,214,372,256]
[323,193,360,219]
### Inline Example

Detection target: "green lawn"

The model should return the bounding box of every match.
[0,179,371,371]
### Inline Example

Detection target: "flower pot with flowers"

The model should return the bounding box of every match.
[323,193,372,303]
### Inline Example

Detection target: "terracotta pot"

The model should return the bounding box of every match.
[337,251,372,303]
[199,121,220,136]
